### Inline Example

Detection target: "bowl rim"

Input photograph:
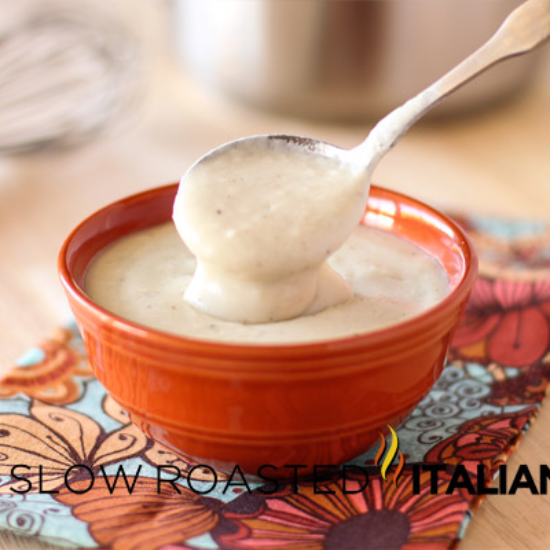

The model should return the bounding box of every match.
[58,183,478,357]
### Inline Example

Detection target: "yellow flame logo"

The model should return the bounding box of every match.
[375,425,405,485]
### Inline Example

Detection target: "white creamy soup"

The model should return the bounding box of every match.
[85,221,449,344]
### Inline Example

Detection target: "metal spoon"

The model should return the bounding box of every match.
[174,0,550,323]
[186,0,550,178]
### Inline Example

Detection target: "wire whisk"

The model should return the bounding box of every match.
[0,5,141,154]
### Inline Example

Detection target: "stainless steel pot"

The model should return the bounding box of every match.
[175,0,541,120]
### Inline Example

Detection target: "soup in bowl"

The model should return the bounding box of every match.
[58,183,477,478]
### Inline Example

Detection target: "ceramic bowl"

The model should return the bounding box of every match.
[59,184,477,478]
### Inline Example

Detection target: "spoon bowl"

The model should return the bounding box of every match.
[173,134,370,322]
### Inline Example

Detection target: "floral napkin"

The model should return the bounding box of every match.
[0,215,549,549]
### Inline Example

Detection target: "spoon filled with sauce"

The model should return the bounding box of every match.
[174,0,550,324]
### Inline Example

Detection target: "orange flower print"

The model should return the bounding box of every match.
[102,394,227,482]
[214,469,474,550]
[0,400,147,493]
[0,327,93,404]
[425,409,535,475]
[54,476,222,550]
[452,278,550,367]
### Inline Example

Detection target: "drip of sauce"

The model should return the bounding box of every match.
[173,139,370,323]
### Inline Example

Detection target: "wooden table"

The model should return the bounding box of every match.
[0,3,549,548]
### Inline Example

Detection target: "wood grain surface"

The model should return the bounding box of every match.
[0,2,549,548]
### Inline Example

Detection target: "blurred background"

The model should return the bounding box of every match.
[0,0,549,545]
[176,0,541,119]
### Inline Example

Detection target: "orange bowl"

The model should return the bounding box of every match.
[59,184,477,478]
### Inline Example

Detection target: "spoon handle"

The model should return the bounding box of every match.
[355,0,550,167]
